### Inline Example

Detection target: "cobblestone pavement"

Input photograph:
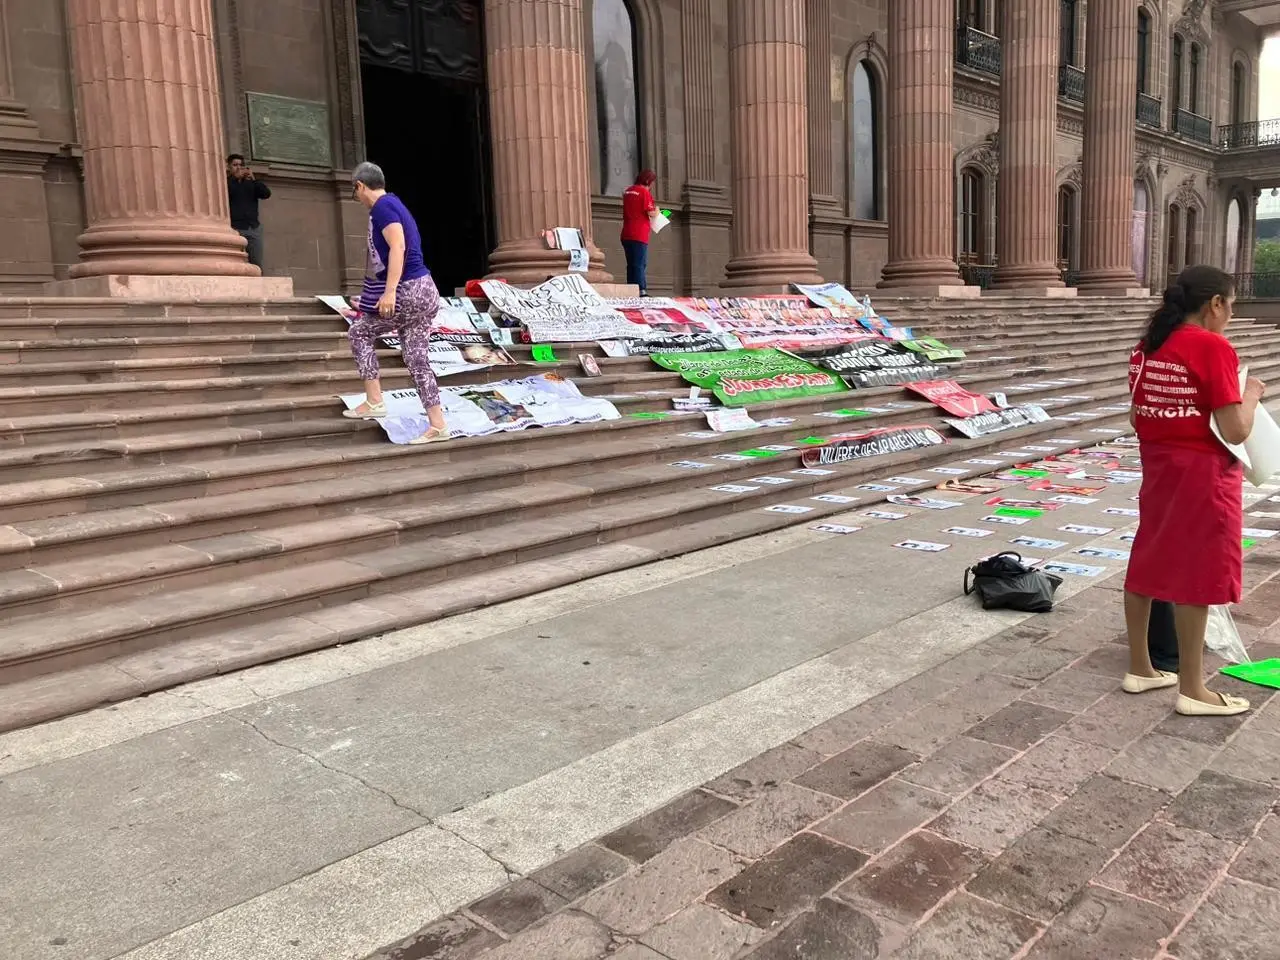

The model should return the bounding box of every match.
[365,545,1280,960]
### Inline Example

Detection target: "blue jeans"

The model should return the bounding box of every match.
[622,239,649,293]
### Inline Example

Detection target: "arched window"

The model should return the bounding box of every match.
[1189,44,1201,114]
[1185,207,1197,266]
[958,167,986,263]
[1057,185,1077,271]
[1232,61,1248,127]
[850,60,880,221]
[1137,10,1151,94]
[593,0,642,197]
[1167,204,1182,279]
[1060,0,1078,66]
[1226,197,1244,273]
[1172,35,1184,115]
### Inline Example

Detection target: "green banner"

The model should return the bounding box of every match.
[901,338,965,362]
[650,349,849,407]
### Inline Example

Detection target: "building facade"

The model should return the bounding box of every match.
[0,0,1275,297]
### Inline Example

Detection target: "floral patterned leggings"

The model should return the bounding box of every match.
[346,274,442,409]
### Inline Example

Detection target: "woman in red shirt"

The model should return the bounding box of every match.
[621,170,657,295]
[1123,265,1265,716]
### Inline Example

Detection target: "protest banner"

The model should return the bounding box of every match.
[901,338,966,362]
[943,404,1052,439]
[339,374,620,444]
[906,380,999,418]
[858,315,914,340]
[623,332,738,355]
[481,275,639,343]
[793,341,944,388]
[651,348,848,407]
[327,295,515,377]
[791,282,875,316]
[801,425,947,467]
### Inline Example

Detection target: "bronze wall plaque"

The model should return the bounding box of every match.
[246,92,333,168]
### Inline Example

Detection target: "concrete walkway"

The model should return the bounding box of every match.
[3,437,1279,960]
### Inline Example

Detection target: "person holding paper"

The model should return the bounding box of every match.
[1122,265,1264,716]
[342,162,449,445]
[620,169,658,295]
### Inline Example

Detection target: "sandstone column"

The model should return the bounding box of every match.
[805,0,835,203]
[1077,0,1140,292]
[992,0,1068,292]
[484,0,611,284]
[64,0,259,279]
[722,0,821,289]
[878,0,967,293]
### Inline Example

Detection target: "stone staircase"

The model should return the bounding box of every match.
[1,295,1273,731]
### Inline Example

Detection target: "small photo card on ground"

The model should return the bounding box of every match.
[1060,524,1114,535]
[1010,536,1067,550]
[764,504,813,514]
[895,540,951,553]
[982,514,1031,526]
[1042,561,1106,577]
[813,523,862,534]
[946,526,994,538]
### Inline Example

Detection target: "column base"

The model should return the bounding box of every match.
[876,284,982,299]
[878,257,965,291]
[45,274,295,300]
[487,239,614,286]
[721,251,821,290]
[984,286,1078,298]
[1074,286,1151,298]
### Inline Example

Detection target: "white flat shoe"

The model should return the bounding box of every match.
[343,402,387,420]
[1122,671,1179,694]
[1176,693,1250,716]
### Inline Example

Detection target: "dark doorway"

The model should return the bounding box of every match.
[360,66,492,293]
[356,0,493,295]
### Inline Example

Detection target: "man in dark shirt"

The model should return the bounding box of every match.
[226,153,271,269]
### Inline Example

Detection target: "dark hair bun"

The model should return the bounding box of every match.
[1162,285,1186,307]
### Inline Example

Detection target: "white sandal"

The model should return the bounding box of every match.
[408,426,450,445]
[342,401,387,420]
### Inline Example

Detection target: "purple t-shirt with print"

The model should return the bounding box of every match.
[359,193,429,314]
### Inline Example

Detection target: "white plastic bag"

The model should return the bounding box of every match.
[1211,366,1280,488]
[1204,605,1251,664]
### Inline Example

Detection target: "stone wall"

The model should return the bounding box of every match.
[0,0,1270,296]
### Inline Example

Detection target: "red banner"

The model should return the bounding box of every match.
[906,380,999,418]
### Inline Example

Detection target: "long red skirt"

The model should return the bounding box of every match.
[1125,443,1243,606]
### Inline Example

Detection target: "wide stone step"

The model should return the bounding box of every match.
[5,322,1275,454]
[0,359,1159,611]
[6,324,1277,487]
[0,406,1134,709]
[0,338,1166,502]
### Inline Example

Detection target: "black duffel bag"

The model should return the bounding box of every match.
[963,551,1063,613]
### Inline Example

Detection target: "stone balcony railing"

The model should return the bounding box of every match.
[955,24,1001,77]
[1057,64,1085,104]
[1231,272,1280,299]
[1219,119,1280,150]
[1172,108,1213,145]
[1136,93,1163,130]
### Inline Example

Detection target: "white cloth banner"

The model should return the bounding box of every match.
[792,282,875,316]
[339,374,621,444]
[480,274,641,343]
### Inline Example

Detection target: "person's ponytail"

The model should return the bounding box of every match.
[1141,285,1188,354]
[1139,264,1235,355]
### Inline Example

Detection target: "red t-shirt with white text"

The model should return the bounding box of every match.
[621,185,657,243]
[1129,324,1241,454]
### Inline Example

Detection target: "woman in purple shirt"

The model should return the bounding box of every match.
[342,162,448,444]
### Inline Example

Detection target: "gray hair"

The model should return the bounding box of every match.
[353,161,386,190]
